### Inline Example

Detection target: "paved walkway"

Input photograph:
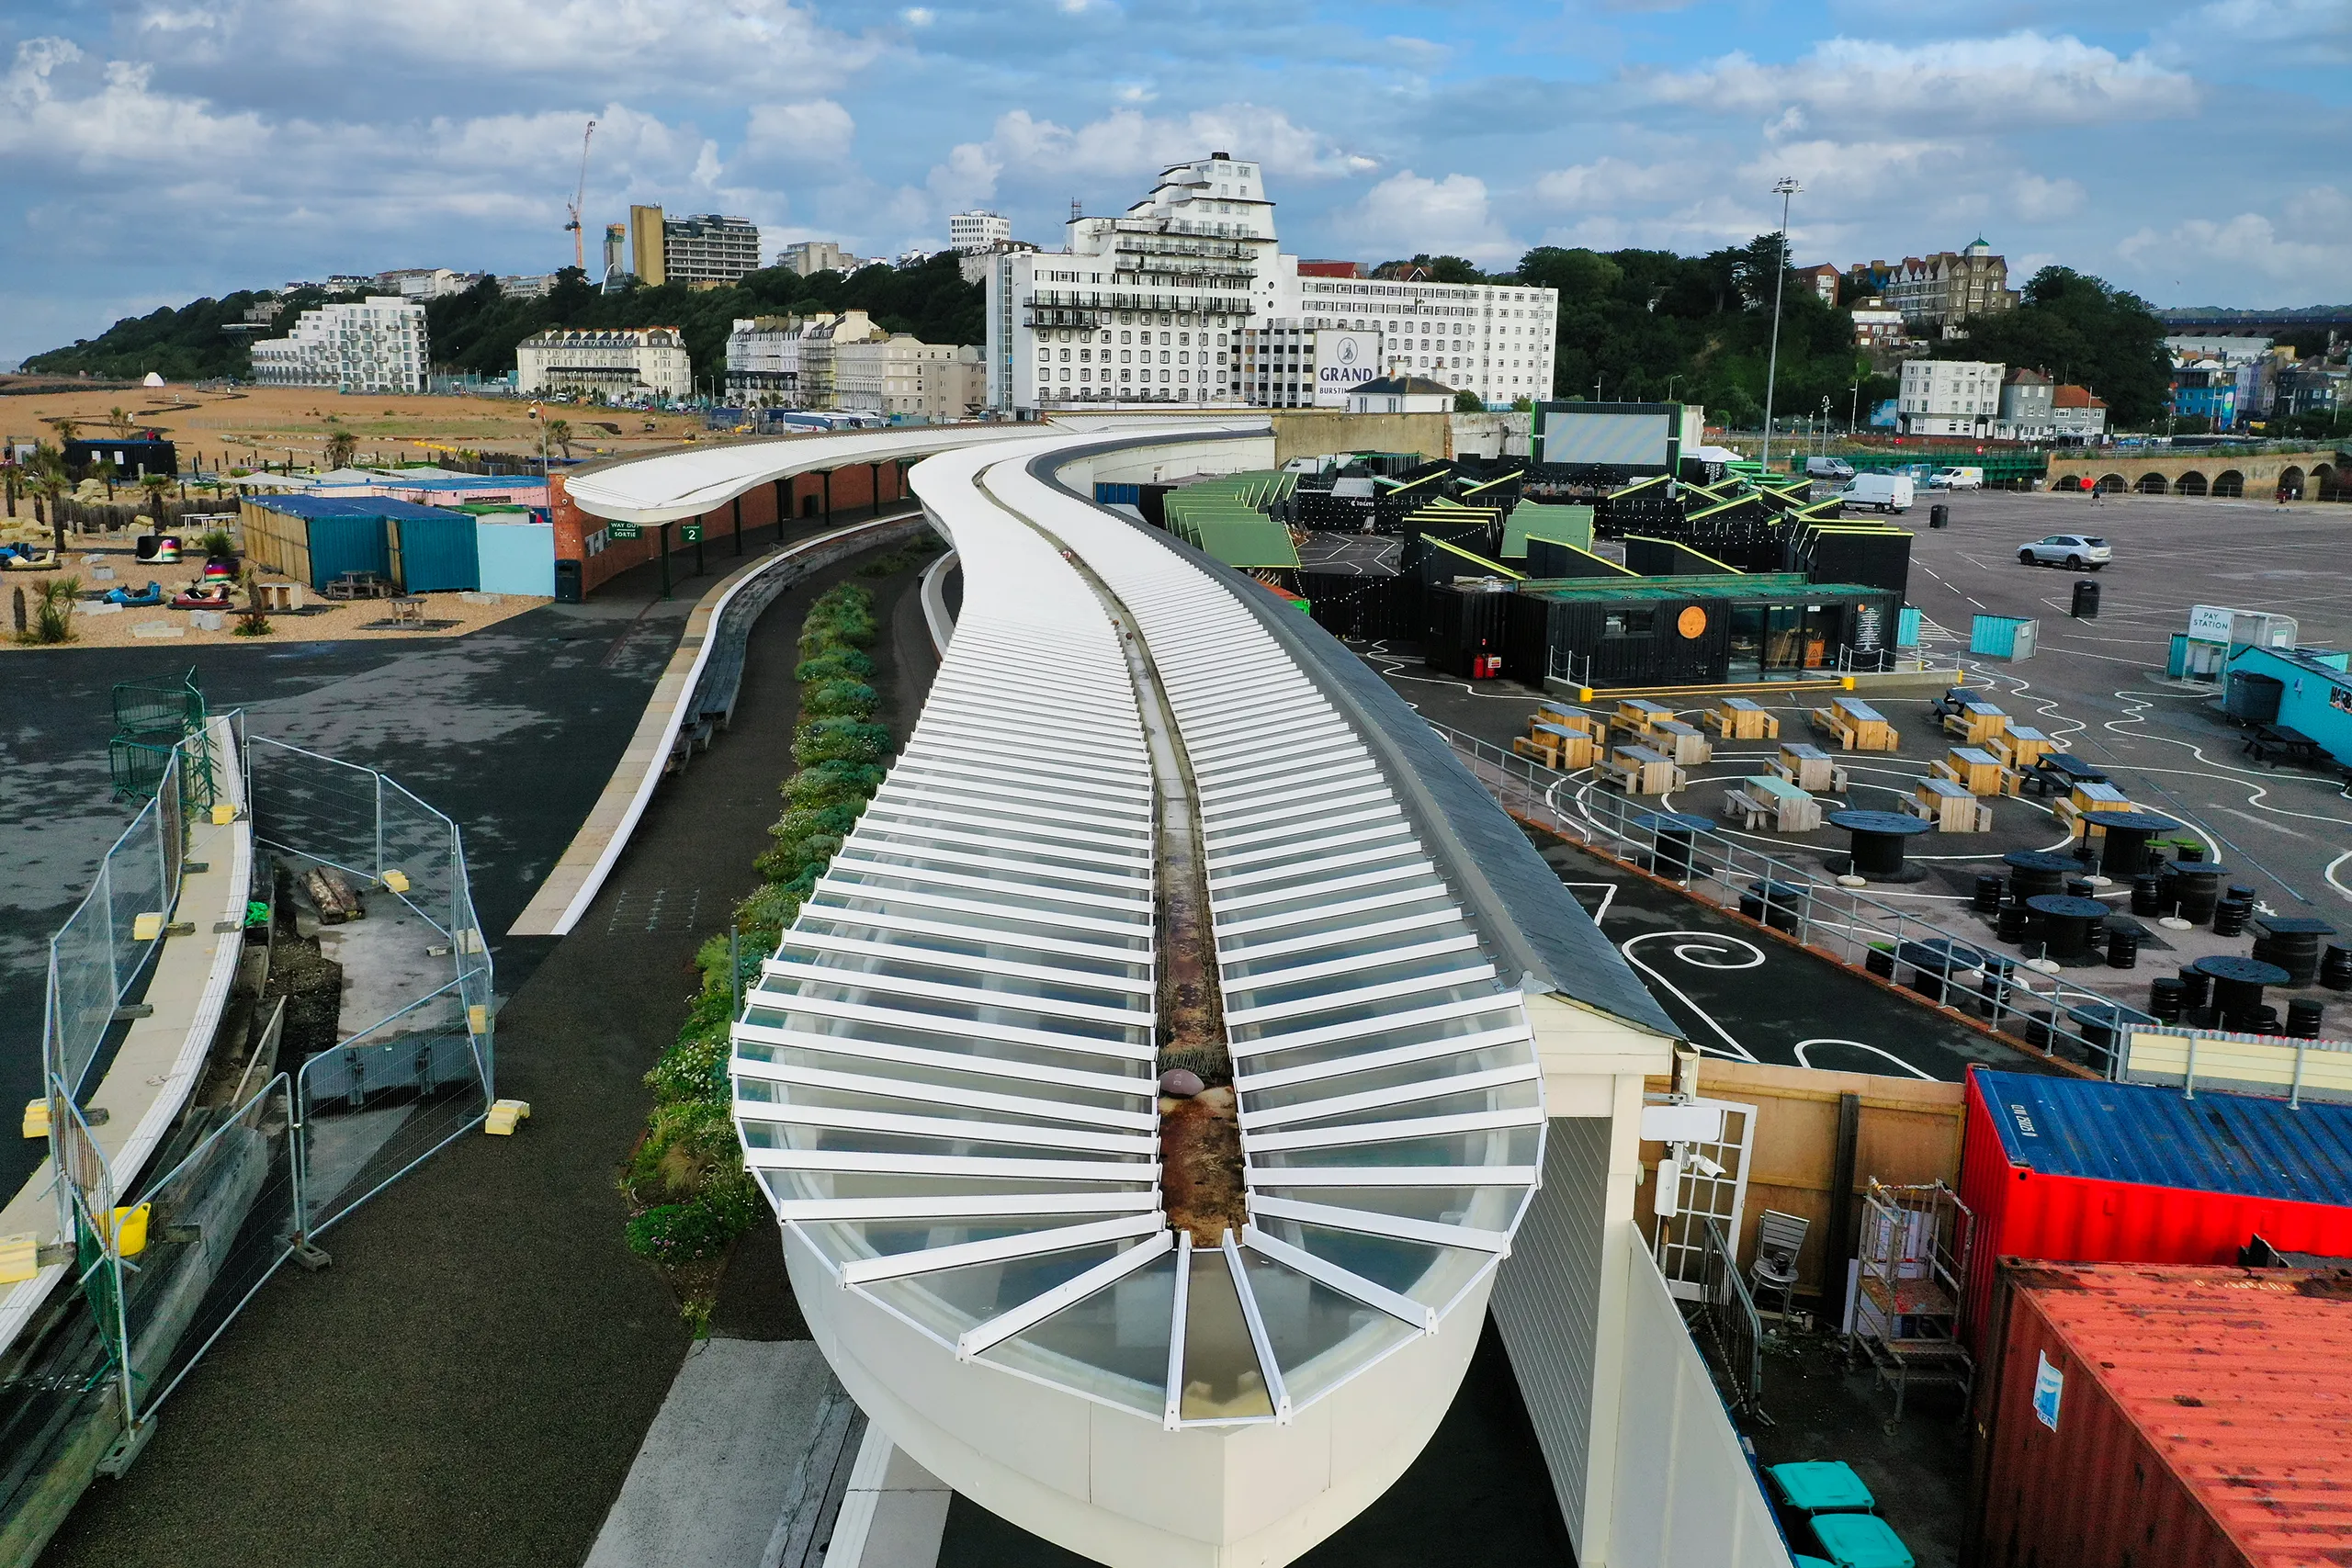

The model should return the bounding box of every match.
[40,547,938,1568]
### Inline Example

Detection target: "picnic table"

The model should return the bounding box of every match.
[2245,723,2327,768]
[1942,700,2011,745]
[1706,696,1780,741]
[1771,741,1849,794]
[1612,698,1674,733]
[1514,718,1600,772]
[1724,773,1822,832]
[324,571,391,602]
[1905,775,1990,832]
[1933,746,2014,797]
[2023,752,2107,797]
[1810,695,1899,752]
[1988,726,2055,770]
[252,580,305,612]
[1602,744,1684,796]
[387,595,427,627]
[1647,717,1713,766]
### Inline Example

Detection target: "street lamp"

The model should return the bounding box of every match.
[1760,175,1802,468]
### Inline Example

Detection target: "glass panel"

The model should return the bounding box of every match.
[778,946,1146,1011]
[759,1168,1154,1204]
[1260,1219,1492,1311]
[795,917,1146,980]
[860,1238,1139,1341]
[741,1007,1153,1075]
[1238,1045,1532,1115]
[1238,1249,1420,1410]
[1216,894,1458,946]
[762,1047,1146,1115]
[843,844,1136,895]
[811,892,1151,953]
[1250,1184,1524,1234]
[1227,984,1506,1047]
[1180,1249,1274,1421]
[979,1247,1177,1416]
[796,1214,1116,1269]
[820,872,1152,928]
[743,1121,1153,1164]
[1263,1081,1541,1134]
[1224,954,1487,1011]
[755,982,1147,1046]
[1231,1007,1527,1073]
[740,1079,1149,1139]
[1214,851,1429,901]
[1220,925,1475,983]
[1252,1125,1541,1169]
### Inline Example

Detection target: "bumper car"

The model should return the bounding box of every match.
[171,581,236,610]
[107,581,166,607]
[0,544,58,571]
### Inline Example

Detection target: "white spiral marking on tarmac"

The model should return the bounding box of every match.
[1619,931,1761,1063]
[1793,1039,1936,1080]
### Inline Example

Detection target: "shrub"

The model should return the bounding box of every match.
[794,718,892,767]
[784,759,886,812]
[624,1182,762,1264]
[795,648,875,684]
[803,679,878,720]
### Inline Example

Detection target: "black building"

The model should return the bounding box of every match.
[64,438,178,480]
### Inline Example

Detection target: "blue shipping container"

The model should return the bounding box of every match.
[385,504,480,592]
[305,514,392,590]
[475,516,557,596]
[1969,614,2037,660]
[1094,483,1141,505]
[1896,606,1923,649]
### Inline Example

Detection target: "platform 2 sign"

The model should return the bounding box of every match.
[680,523,704,543]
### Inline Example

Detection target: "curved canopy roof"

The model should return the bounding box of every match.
[731,429,1543,1428]
[560,425,1032,525]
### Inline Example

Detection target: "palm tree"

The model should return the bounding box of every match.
[107,406,135,439]
[323,428,357,470]
[548,418,574,458]
[30,458,70,555]
[139,471,172,528]
[53,418,80,444]
[96,457,119,501]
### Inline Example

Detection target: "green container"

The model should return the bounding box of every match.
[1769,1461,1876,1514]
[1810,1512,1914,1568]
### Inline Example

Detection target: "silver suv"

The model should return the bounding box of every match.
[2018,534,2112,570]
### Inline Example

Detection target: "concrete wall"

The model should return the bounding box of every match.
[1059,435,1279,492]
[1449,413,1534,460]
[1269,410,1453,465]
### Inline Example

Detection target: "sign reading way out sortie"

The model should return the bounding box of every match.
[607,521,641,541]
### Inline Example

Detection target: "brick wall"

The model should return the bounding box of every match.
[550,456,910,597]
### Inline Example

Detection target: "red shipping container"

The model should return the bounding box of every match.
[1958,1069,2352,1350]
[1972,1262,2352,1568]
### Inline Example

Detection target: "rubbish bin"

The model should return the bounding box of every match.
[1929,503,1949,529]
[554,558,583,604]
[2071,578,2100,619]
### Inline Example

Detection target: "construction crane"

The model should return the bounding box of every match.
[563,118,596,271]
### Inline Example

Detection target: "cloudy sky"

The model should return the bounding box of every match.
[6,0,2347,367]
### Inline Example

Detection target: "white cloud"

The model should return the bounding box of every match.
[1533,156,1703,209]
[2009,174,2086,221]
[1738,138,1967,204]
[925,102,1367,211]
[2119,185,2352,299]
[2158,0,2352,62]
[1645,32,2196,130]
[745,99,855,160]
[899,6,934,25]
[1340,171,1517,263]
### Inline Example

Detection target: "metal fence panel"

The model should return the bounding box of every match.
[246,739,385,884]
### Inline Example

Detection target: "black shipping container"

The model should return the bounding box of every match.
[1429,586,1512,678]
[1804,528,1913,597]
[1303,571,1420,641]
[65,437,177,480]
[1526,538,1634,580]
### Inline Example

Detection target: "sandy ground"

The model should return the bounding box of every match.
[3,544,545,649]
[0,381,711,466]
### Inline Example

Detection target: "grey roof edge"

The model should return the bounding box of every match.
[1024,437,1683,1043]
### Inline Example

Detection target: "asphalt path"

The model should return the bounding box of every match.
[40,545,935,1568]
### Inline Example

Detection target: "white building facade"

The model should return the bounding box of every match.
[985,153,1557,414]
[1897,358,2006,437]
[727,316,805,404]
[515,326,692,402]
[249,296,429,393]
[836,336,984,418]
[950,210,1012,253]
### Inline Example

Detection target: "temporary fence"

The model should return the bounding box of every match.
[1430,719,2155,1072]
[1690,1216,1767,1422]
[17,719,494,1483]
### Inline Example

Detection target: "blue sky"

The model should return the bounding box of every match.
[5,0,2347,367]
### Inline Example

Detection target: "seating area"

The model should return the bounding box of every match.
[2052,779,2139,837]
[1512,706,1602,771]
[1810,696,1900,752]
[1707,695,1780,741]
[1601,743,1686,795]
[1930,746,2017,797]
[1986,726,2054,771]
[1903,776,1992,832]
[1646,716,1714,766]
[1940,700,2010,746]
[1772,741,1849,794]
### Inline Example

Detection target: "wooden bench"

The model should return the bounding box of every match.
[1771,741,1849,794]
[1706,696,1780,741]
[1809,696,1900,752]
[1534,705,1605,739]
[1602,744,1685,796]
[1987,726,2055,770]
[1941,701,2011,746]
[1724,773,1821,832]
[1905,776,1992,832]
[1648,718,1714,766]
[1931,746,2017,797]
[1612,698,1674,736]
[1513,719,1600,772]
[2055,782,2138,838]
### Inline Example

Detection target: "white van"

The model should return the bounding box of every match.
[1806,457,1856,480]
[1838,473,1916,513]
[1930,467,1985,490]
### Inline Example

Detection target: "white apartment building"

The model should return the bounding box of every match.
[515,326,692,402]
[1897,357,2007,436]
[726,316,804,404]
[498,273,557,299]
[836,337,984,418]
[249,297,429,393]
[797,310,888,409]
[375,267,479,301]
[662,214,762,286]
[949,211,1012,253]
[984,152,1557,412]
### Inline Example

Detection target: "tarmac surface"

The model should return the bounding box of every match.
[38,536,930,1568]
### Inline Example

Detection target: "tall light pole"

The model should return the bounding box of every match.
[1760,175,1802,468]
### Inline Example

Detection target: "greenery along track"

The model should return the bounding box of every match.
[618,568,912,1325]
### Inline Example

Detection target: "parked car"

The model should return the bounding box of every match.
[1838,473,1915,513]
[2018,534,2111,570]
[1805,457,1856,480]
[1929,466,1985,490]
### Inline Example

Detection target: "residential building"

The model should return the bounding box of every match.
[1841,259,1894,299]
[1792,263,1840,305]
[498,274,558,300]
[515,326,691,401]
[1897,358,2006,436]
[2169,361,2242,430]
[1886,239,2018,334]
[1850,299,1906,346]
[959,238,1038,286]
[2052,383,2108,443]
[662,213,762,287]
[249,296,429,393]
[375,267,480,301]
[836,336,983,418]
[778,240,870,277]
[725,316,805,404]
[949,211,1012,253]
[629,205,668,287]
[2274,361,2345,422]
[1346,374,1455,414]
[797,310,887,408]
[1997,367,2055,441]
[982,150,1557,412]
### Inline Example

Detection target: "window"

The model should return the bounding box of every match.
[1603,609,1657,639]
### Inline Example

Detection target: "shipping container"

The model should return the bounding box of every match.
[384,504,481,592]
[1427,584,1511,677]
[1957,1068,2352,1349]
[1972,1261,2352,1568]
[239,495,394,590]
[1968,614,2037,660]
[1504,573,1897,688]
[475,514,558,597]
